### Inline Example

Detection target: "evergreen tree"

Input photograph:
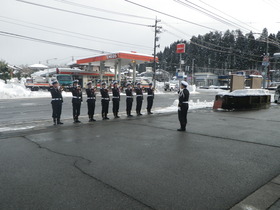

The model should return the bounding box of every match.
[0,60,10,83]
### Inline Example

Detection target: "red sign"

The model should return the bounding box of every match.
[176,43,185,54]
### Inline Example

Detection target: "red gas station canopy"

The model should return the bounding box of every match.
[76,51,157,66]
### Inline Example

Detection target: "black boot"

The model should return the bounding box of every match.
[115,112,120,118]
[105,114,109,120]
[53,118,57,125]
[148,109,153,115]
[57,117,63,125]
[129,111,133,117]
[76,117,81,123]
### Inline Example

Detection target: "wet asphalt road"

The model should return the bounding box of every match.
[0,90,217,127]
[0,100,280,209]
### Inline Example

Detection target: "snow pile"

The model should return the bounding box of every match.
[188,85,197,94]
[223,89,270,96]
[0,79,71,99]
[155,99,213,114]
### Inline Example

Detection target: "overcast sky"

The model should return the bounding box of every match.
[1,0,280,66]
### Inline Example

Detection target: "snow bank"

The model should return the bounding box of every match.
[0,79,71,99]
[155,99,213,114]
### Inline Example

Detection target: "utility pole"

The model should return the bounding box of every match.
[191,58,195,85]
[152,17,161,88]
[264,36,269,89]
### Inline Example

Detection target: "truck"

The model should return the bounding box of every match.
[25,73,73,91]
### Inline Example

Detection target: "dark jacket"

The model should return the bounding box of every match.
[146,87,154,99]
[86,88,96,102]
[112,87,120,101]
[71,87,82,103]
[178,88,189,106]
[50,87,63,103]
[100,88,110,101]
[135,87,143,100]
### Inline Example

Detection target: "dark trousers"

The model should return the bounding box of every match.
[101,100,109,117]
[136,98,143,114]
[72,102,81,119]
[178,103,189,130]
[126,98,133,115]
[147,97,153,111]
[52,101,62,119]
[87,100,95,118]
[112,99,120,114]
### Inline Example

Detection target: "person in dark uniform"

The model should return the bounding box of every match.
[71,80,83,123]
[135,82,143,116]
[146,82,154,115]
[177,81,190,131]
[125,83,133,117]
[86,81,96,122]
[112,81,120,118]
[50,80,63,125]
[100,82,110,120]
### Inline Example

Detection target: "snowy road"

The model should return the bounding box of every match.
[0,91,217,131]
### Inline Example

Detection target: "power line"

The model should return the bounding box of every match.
[124,0,217,31]
[174,0,252,32]
[0,16,153,50]
[53,0,154,20]
[0,30,109,53]
[16,0,151,27]
[199,0,260,32]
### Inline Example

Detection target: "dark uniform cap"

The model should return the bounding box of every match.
[87,81,92,85]
[126,83,131,86]
[73,80,79,83]
[113,81,118,85]
[101,82,106,85]
[149,82,153,86]
[137,82,141,85]
[52,80,58,85]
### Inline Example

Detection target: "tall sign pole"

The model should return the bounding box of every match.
[176,43,186,86]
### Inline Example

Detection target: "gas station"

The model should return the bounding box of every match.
[76,51,157,85]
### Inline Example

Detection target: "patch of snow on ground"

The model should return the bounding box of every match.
[155,99,213,114]
[0,125,35,132]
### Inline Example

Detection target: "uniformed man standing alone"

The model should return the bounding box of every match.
[100,82,110,120]
[146,82,154,115]
[50,80,63,125]
[125,83,133,117]
[177,81,190,131]
[112,81,120,118]
[86,81,96,122]
[135,82,143,116]
[71,80,83,123]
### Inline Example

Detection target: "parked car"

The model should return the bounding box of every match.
[275,85,280,103]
